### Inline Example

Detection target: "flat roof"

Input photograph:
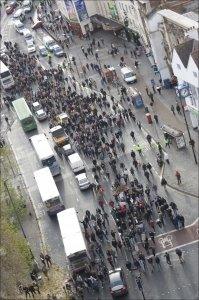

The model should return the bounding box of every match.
[30,134,54,160]
[34,167,59,202]
[57,208,86,256]
[158,9,199,29]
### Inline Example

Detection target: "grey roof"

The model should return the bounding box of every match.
[191,51,199,69]
[175,39,199,67]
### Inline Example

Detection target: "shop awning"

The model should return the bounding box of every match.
[90,14,123,31]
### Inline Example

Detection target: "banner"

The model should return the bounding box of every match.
[107,0,119,20]
[64,0,78,22]
[73,0,89,22]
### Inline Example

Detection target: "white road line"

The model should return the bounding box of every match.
[156,239,199,256]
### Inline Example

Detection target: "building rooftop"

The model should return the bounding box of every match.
[191,50,199,69]
[175,39,199,67]
[158,9,199,29]
[183,12,199,22]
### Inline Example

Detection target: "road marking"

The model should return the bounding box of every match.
[156,239,199,256]
[158,235,173,249]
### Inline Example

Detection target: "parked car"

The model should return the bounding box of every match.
[32,101,42,112]
[5,1,17,14]
[109,268,128,297]
[14,20,25,34]
[13,8,25,22]
[38,45,48,56]
[27,42,36,53]
[75,173,91,190]
[22,0,32,13]
[52,44,64,57]
[62,144,74,157]
[35,109,47,121]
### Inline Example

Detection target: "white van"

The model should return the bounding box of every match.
[43,36,56,51]
[121,67,137,83]
[14,20,25,34]
[22,0,33,13]
[13,9,25,22]
[68,153,85,174]
[23,29,34,44]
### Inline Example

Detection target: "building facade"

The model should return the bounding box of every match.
[172,39,199,128]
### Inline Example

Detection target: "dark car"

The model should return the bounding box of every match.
[5,0,17,14]
[109,268,128,297]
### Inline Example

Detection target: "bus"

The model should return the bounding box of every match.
[12,97,37,132]
[30,133,61,176]
[57,208,90,273]
[34,167,65,216]
[0,60,15,90]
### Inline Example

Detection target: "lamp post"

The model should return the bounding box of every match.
[4,179,35,259]
[178,87,197,164]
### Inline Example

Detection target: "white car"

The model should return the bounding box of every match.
[27,42,36,53]
[75,173,91,190]
[22,0,32,13]
[52,44,64,57]
[35,109,47,121]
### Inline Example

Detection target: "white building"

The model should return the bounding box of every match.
[172,39,199,128]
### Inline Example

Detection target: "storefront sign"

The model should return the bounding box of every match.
[107,0,119,20]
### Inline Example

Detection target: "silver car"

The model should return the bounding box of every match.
[75,173,91,190]
[35,109,47,121]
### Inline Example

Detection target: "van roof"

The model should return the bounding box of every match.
[121,67,132,73]
[68,152,81,163]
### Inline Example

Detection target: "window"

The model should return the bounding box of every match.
[177,64,181,70]
[193,71,197,78]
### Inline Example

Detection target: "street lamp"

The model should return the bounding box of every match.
[4,179,35,259]
[178,87,198,164]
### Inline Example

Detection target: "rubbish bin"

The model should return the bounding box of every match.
[146,113,152,124]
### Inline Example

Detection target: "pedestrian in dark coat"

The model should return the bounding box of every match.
[45,254,52,267]
[40,253,46,266]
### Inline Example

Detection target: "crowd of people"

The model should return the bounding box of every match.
[1,1,188,299]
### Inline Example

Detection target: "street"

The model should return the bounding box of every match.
[1,2,198,300]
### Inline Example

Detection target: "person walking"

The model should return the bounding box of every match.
[171,105,175,115]
[45,254,52,268]
[175,248,184,263]
[156,86,161,95]
[164,152,170,164]
[154,114,159,124]
[149,231,155,244]
[175,170,182,184]
[146,134,152,145]
[155,255,161,271]
[42,265,49,279]
[176,103,181,114]
[137,144,142,155]
[40,253,46,266]
[130,131,136,141]
[149,92,154,103]
[147,256,155,273]
[164,252,172,266]
[145,86,149,96]
[112,240,118,252]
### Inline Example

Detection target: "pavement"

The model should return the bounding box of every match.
[1,3,199,300]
